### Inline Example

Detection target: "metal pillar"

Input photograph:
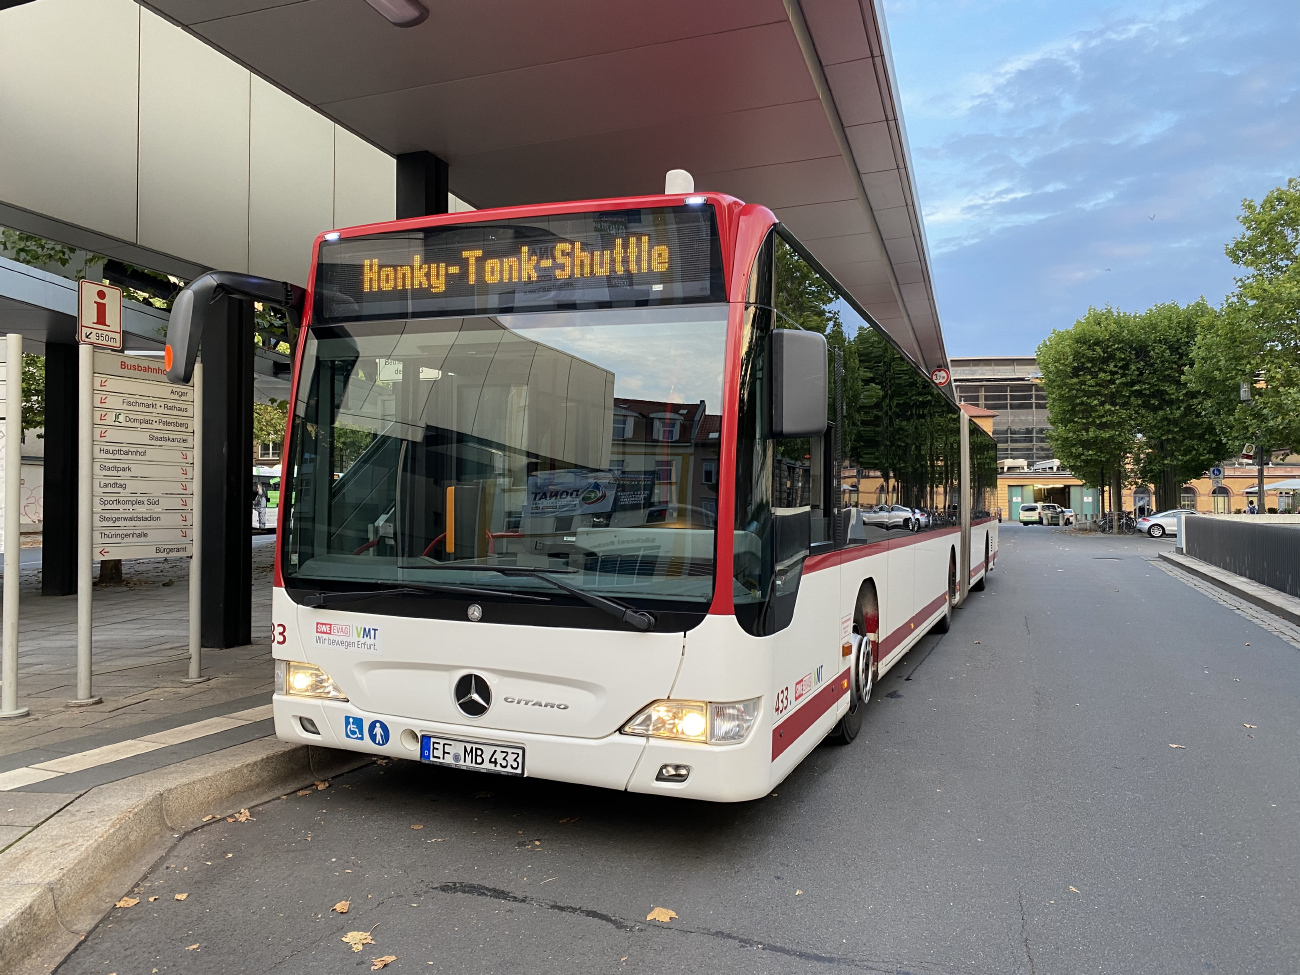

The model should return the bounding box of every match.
[42,343,79,596]
[396,151,449,218]
[958,412,971,605]
[69,341,101,706]
[200,297,253,648]
[1,334,29,717]
[184,362,207,681]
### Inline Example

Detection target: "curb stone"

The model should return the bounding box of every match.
[0,737,369,975]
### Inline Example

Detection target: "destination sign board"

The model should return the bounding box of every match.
[91,352,195,559]
[93,373,194,401]
[94,426,193,448]
[95,443,194,464]
[313,205,724,324]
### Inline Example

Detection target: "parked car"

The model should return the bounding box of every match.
[1061,508,1075,526]
[862,504,921,530]
[1018,503,1041,524]
[1135,508,1196,538]
[1038,503,1064,525]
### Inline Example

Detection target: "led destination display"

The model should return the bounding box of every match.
[313,205,724,323]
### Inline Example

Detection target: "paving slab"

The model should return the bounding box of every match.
[0,793,79,828]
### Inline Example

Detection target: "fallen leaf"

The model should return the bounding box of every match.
[115,897,139,909]
[1244,724,1256,729]
[148,896,159,902]
[371,956,398,971]
[411,824,423,829]
[174,893,189,901]
[315,780,330,790]
[795,890,802,895]
[343,931,376,952]
[185,944,199,951]
[201,815,215,822]
[1169,744,1185,749]
[973,641,981,645]
[333,900,351,914]
[474,792,492,799]
[1069,886,1080,893]
[296,789,313,797]
[228,809,253,823]
[559,817,579,823]
[646,907,677,923]
[1245,643,1250,646]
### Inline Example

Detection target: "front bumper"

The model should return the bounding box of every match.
[274,695,774,802]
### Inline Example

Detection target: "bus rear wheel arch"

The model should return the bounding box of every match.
[827,581,878,745]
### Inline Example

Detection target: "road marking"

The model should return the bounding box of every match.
[0,704,273,791]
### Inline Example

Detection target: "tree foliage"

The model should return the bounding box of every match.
[1038,302,1224,511]
[1187,177,1300,457]
[253,400,289,450]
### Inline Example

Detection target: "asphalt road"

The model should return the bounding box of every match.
[58,525,1299,975]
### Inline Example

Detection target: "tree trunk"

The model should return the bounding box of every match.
[1112,462,1124,526]
[1157,465,1180,512]
[96,558,123,586]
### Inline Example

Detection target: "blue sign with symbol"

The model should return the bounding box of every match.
[368,720,390,747]
[344,715,364,741]
[1211,466,1224,478]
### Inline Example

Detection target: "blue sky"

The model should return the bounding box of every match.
[882,0,1300,356]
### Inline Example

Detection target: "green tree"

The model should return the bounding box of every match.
[1188,177,1300,459]
[253,399,289,451]
[1037,308,1139,513]
[1129,301,1225,510]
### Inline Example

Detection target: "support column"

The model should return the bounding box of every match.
[42,342,79,596]
[959,412,971,605]
[200,297,253,648]
[1,334,29,717]
[396,151,449,218]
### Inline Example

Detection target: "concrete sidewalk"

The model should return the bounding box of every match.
[1160,549,1300,627]
[0,533,350,974]
[0,535,276,759]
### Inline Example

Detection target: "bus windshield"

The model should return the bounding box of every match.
[282,305,728,617]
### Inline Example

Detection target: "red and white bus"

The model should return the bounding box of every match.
[256,188,998,801]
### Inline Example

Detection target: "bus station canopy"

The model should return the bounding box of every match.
[141,0,950,376]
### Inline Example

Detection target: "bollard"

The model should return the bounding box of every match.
[1,333,29,717]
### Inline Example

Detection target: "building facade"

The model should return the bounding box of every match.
[951,356,1052,466]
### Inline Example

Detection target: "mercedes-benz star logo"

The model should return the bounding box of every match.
[454,673,491,717]
[467,603,483,622]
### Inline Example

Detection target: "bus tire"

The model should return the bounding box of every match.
[971,534,989,592]
[828,584,877,745]
[933,552,956,633]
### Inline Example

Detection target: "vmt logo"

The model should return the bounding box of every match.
[316,622,380,640]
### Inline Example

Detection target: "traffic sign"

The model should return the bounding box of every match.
[94,460,193,480]
[78,280,123,349]
[95,509,193,529]
[1210,466,1224,479]
[95,527,192,545]
[96,495,192,512]
[94,408,194,433]
[930,366,951,387]
[94,476,191,496]
[94,391,194,416]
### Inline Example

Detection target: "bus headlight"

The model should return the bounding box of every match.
[622,697,760,744]
[276,660,348,700]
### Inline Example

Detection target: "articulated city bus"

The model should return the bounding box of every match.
[263,191,999,802]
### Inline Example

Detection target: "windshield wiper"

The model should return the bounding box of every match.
[298,583,550,607]
[406,562,656,631]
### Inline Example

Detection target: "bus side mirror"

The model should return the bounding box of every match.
[165,271,305,384]
[770,329,828,437]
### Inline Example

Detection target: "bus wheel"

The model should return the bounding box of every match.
[934,554,956,633]
[972,534,989,592]
[828,589,877,745]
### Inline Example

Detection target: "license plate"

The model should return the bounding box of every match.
[420,734,525,776]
